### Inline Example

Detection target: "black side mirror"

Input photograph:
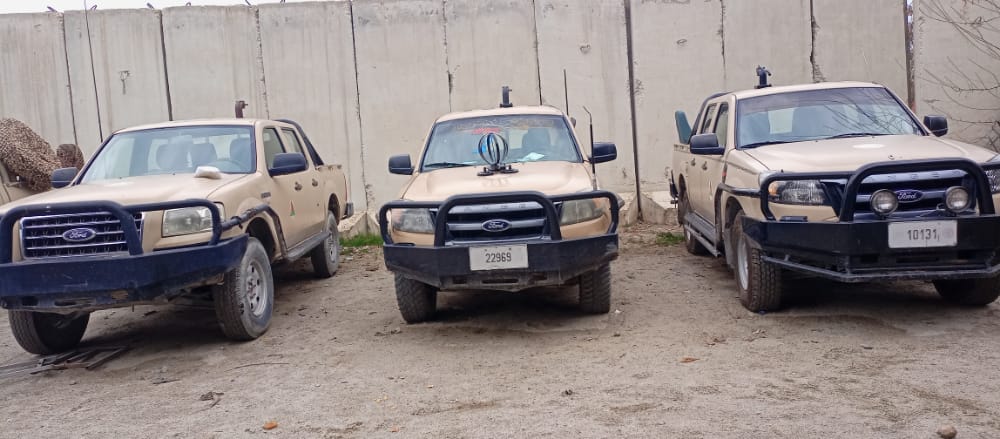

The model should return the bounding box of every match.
[690,133,724,155]
[51,167,78,188]
[591,142,617,164]
[269,152,308,176]
[924,115,948,137]
[388,154,413,175]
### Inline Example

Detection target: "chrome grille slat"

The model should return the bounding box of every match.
[848,169,971,217]
[444,202,550,242]
[19,211,144,259]
[447,218,546,232]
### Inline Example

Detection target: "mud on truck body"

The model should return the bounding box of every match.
[671,79,1000,312]
[379,89,621,323]
[0,118,351,354]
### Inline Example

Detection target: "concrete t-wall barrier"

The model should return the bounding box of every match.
[352,0,451,207]
[64,9,171,155]
[536,0,636,194]
[444,0,541,111]
[814,0,908,98]
[257,1,368,212]
[914,0,1000,150]
[162,6,268,120]
[0,13,76,148]
[722,0,812,90]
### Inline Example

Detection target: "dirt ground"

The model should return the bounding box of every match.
[1,223,999,438]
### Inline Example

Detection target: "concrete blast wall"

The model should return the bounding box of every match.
[0,13,75,148]
[814,0,908,98]
[914,0,1000,150]
[64,9,171,155]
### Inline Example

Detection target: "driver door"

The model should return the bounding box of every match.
[689,103,718,216]
[702,101,732,220]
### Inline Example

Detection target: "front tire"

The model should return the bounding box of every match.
[394,274,437,323]
[213,237,274,340]
[310,211,341,278]
[578,263,612,314]
[933,276,1000,306]
[8,311,89,355]
[732,211,783,312]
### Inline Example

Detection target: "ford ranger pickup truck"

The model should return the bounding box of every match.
[671,80,1000,312]
[0,118,351,354]
[379,88,620,323]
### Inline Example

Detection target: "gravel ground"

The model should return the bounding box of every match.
[1,224,999,438]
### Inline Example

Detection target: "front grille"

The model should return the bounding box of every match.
[827,169,975,219]
[20,211,144,259]
[444,201,550,243]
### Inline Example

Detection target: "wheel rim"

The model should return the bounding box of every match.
[328,218,340,263]
[737,234,749,291]
[245,259,267,317]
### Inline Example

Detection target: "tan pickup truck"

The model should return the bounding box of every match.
[671,80,1000,312]
[379,88,620,323]
[0,118,351,354]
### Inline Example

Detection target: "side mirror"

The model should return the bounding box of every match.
[51,167,78,188]
[269,152,308,176]
[388,154,413,175]
[924,115,948,137]
[675,110,692,144]
[690,133,724,155]
[590,142,617,164]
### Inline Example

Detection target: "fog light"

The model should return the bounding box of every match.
[944,186,971,212]
[870,189,898,216]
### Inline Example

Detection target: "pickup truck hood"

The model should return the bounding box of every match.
[0,173,248,215]
[743,135,997,172]
[401,161,594,201]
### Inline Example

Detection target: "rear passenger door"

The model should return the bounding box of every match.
[261,126,313,246]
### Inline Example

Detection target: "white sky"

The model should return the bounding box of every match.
[0,0,321,14]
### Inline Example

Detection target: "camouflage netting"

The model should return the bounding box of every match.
[56,143,85,170]
[0,118,61,192]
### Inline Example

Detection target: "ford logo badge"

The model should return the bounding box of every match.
[482,219,512,233]
[62,227,98,243]
[894,189,924,203]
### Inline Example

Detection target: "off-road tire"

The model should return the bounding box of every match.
[213,237,274,340]
[732,211,783,312]
[933,276,1000,306]
[394,274,437,323]
[678,192,709,256]
[8,311,89,355]
[578,263,612,314]
[310,212,341,278]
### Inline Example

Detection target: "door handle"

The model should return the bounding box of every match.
[311,179,319,187]
[701,162,708,171]
[690,158,696,166]
[294,182,302,191]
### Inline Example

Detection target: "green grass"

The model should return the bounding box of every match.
[340,233,383,248]
[655,232,685,246]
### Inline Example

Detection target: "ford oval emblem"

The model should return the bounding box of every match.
[62,227,98,243]
[482,219,512,233]
[894,189,924,203]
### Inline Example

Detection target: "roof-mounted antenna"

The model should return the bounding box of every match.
[755,66,772,89]
[500,86,513,108]
[234,100,248,118]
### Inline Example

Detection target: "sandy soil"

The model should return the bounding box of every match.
[1,224,999,438]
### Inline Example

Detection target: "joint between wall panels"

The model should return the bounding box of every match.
[809,0,825,82]
[442,0,453,112]
[347,0,374,209]
[623,0,642,217]
[59,14,80,146]
[254,7,270,119]
[719,0,726,85]
[158,11,174,121]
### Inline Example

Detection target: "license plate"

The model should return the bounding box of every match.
[888,221,957,248]
[469,245,528,271]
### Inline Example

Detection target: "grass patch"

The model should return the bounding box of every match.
[340,233,383,248]
[655,232,685,246]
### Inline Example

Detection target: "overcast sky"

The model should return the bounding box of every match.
[0,0,320,14]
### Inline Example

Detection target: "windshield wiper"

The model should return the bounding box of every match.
[423,162,472,169]
[825,132,888,139]
[740,140,796,149]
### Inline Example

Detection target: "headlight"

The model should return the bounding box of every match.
[985,169,1000,193]
[162,206,214,237]
[945,186,971,212]
[391,208,434,234]
[767,180,828,205]
[870,189,898,216]
[560,199,604,225]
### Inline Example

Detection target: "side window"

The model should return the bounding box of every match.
[262,127,286,169]
[700,104,718,134]
[713,103,730,147]
[280,128,304,155]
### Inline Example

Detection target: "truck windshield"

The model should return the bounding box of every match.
[421,114,580,170]
[736,87,922,148]
[80,125,254,183]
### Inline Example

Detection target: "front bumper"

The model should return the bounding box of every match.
[742,215,1000,282]
[379,190,620,291]
[0,199,252,313]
